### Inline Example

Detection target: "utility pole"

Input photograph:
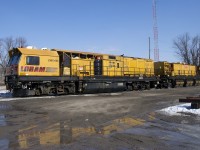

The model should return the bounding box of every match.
[152,0,159,61]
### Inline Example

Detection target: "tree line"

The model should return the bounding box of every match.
[173,33,200,66]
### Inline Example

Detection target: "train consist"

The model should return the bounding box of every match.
[4,47,200,97]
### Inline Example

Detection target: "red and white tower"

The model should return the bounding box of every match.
[152,0,159,61]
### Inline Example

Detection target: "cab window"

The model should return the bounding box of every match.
[26,56,39,65]
[8,54,21,65]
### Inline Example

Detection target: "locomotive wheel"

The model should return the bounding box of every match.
[145,84,150,90]
[129,85,134,91]
[168,83,172,88]
[35,89,41,96]
[64,88,69,95]
[12,89,19,97]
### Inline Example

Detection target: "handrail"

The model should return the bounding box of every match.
[70,64,155,77]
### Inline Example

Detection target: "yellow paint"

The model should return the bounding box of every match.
[100,117,145,135]
[72,127,96,138]
[8,48,60,76]
[148,112,156,121]
[154,61,196,76]
[8,48,156,78]
[17,123,96,148]
[71,59,94,76]
[113,117,145,126]
[123,57,154,77]
[172,63,196,76]
[102,60,123,76]
[100,124,122,135]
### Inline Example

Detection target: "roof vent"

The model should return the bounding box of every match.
[41,48,48,50]
[26,46,37,49]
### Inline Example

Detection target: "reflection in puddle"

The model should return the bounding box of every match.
[17,123,97,149]
[0,139,9,150]
[0,104,12,110]
[99,117,145,135]
[0,114,6,126]
[13,116,146,149]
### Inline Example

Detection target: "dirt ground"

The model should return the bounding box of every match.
[0,86,200,150]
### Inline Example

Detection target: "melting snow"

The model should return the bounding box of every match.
[0,86,6,90]
[0,87,11,98]
[0,96,55,102]
[159,103,200,116]
[0,90,9,94]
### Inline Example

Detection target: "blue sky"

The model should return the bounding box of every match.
[0,0,200,62]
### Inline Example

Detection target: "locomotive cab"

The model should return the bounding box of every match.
[6,49,21,76]
[5,48,21,90]
[5,48,60,96]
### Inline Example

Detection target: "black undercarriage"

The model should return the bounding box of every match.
[4,75,200,97]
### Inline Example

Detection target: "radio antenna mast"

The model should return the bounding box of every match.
[152,0,159,61]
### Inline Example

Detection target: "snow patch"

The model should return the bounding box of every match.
[0,89,11,98]
[159,103,200,116]
[0,86,6,90]
[0,90,9,94]
[0,96,56,102]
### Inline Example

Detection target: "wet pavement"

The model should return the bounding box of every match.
[0,87,200,149]
[0,112,148,149]
[1,108,200,149]
[0,114,6,127]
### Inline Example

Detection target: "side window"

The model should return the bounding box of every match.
[26,56,39,65]
[8,54,21,65]
[109,56,116,59]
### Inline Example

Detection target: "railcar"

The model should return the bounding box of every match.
[5,48,158,96]
[154,61,200,88]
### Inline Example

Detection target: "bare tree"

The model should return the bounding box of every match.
[0,36,28,70]
[15,37,27,48]
[0,39,6,81]
[0,39,6,69]
[4,36,14,52]
[173,33,200,66]
[0,36,28,82]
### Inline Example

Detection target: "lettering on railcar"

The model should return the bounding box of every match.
[21,66,57,72]
[48,59,58,62]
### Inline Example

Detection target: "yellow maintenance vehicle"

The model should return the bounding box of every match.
[5,47,200,97]
[5,47,157,96]
[154,61,198,87]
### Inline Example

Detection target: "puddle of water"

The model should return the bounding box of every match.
[15,122,95,149]
[98,117,145,135]
[0,104,12,110]
[0,114,6,126]
[122,122,200,148]
[4,115,148,149]
[0,139,9,150]
[6,116,146,149]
